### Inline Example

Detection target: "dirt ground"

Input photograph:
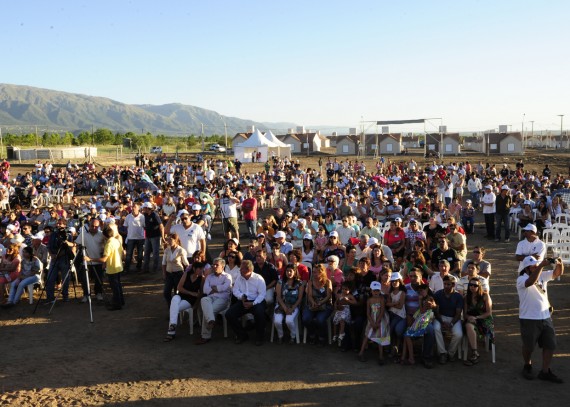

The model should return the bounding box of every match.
[1,151,569,406]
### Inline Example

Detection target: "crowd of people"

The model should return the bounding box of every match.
[0,155,565,381]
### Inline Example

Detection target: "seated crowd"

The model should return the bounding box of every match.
[2,156,567,367]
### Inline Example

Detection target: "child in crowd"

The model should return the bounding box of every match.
[400,284,435,365]
[332,282,356,346]
[386,272,407,358]
[358,281,390,364]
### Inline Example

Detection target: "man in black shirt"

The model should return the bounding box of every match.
[142,202,164,273]
[253,249,278,306]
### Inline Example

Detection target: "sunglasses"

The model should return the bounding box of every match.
[473,251,481,254]
[228,255,236,258]
[180,217,189,220]
[468,283,480,287]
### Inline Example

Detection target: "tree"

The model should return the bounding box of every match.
[93,128,114,144]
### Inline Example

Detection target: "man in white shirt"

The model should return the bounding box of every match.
[481,185,496,239]
[195,258,233,345]
[219,186,241,241]
[124,203,145,273]
[359,217,381,240]
[336,217,357,245]
[226,260,267,346]
[467,173,482,208]
[515,224,546,273]
[76,218,105,302]
[165,210,206,261]
[517,256,564,383]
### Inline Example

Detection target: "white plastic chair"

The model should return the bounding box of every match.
[51,188,64,204]
[542,229,560,255]
[462,334,496,363]
[553,242,570,265]
[554,213,570,225]
[179,305,197,335]
[196,303,230,338]
[26,277,43,304]
[270,312,301,344]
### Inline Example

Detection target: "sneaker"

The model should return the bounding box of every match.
[332,335,338,343]
[538,369,563,383]
[96,294,103,301]
[504,238,510,243]
[80,296,89,303]
[522,364,534,380]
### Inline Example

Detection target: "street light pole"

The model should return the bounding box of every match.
[558,114,565,148]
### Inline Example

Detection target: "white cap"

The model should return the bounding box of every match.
[67,227,76,234]
[10,234,25,244]
[303,233,313,240]
[501,185,510,190]
[274,231,286,239]
[390,272,402,281]
[329,231,339,238]
[522,223,537,233]
[484,185,492,189]
[367,237,379,247]
[142,202,154,209]
[192,204,201,211]
[370,281,381,290]
[177,209,189,217]
[6,224,16,232]
[519,255,540,272]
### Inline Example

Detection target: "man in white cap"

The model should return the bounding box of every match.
[517,256,564,383]
[165,208,206,263]
[123,202,145,273]
[515,224,546,272]
[273,230,293,255]
[481,185,496,239]
[495,184,512,242]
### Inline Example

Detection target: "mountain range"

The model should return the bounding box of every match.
[0,83,297,136]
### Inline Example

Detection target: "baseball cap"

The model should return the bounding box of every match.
[370,281,381,291]
[274,231,286,239]
[465,199,472,204]
[484,185,492,189]
[142,202,154,209]
[390,272,402,281]
[519,255,540,272]
[256,233,265,238]
[367,237,379,247]
[501,185,510,190]
[192,204,201,211]
[303,233,313,240]
[522,224,537,233]
[329,231,339,238]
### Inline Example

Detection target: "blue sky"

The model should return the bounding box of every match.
[2,1,569,133]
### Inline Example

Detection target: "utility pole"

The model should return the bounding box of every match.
[35,125,38,146]
[522,113,525,150]
[530,121,534,146]
[558,114,565,148]
[223,120,228,155]
[201,123,205,153]
[91,124,94,146]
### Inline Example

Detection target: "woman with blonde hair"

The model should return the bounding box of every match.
[0,243,22,304]
[302,264,333,346]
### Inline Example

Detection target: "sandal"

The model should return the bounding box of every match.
[163,334,175,342]
[470,351,480,365]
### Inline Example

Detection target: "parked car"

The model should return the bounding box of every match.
[150,146,163,153]
[209,144,226,152]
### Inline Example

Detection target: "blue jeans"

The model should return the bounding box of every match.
[46,256,71,301]
[226,300,267,341]
[245,219,257,239]
[302,306,333,342]
[163,271,183,306]
[143,236,161,273]
[470,191,480,208]
[462,216,474,234]
[8,275,41,303]
[495,212,510,240]
[125,239,144,272]
[107,272,124,307]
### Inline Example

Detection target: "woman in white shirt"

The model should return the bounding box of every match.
[162,233,189,306]
[224,250,241,284]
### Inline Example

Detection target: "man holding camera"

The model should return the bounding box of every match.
[76,218,105,303]
[45,218,76,304]
[517,256,564,383]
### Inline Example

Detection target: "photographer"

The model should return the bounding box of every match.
[45,218,76,304]
[76,218,105,303]
[517,256,564,383]
[218,186,240,242]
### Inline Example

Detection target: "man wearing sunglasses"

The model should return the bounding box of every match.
[165,209,206,263]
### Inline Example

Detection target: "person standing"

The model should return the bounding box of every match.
[495,185,512,243]
[517,256,564,383]
[165,210,206,263]
[142,202,164,273]
[515,224,546,272]
[45,218,75,303]
[241,189,258,240]
[124,203,145,273]
[85,227,124,311]
[76,218,105,302]
[467,173,482,209]
[219,186,241,242]
[481,185,496,239]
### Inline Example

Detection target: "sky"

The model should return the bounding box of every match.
[2,0,569,134]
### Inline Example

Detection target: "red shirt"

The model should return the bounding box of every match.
[241,198,258,221]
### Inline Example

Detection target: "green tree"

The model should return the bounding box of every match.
[93,128,114,144]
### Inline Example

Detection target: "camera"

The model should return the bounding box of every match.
[546,257,559,264]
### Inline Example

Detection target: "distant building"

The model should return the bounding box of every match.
[232,132,252,147]
[424,133,461,156]
[335,135,359,155]
[483,132,523,154]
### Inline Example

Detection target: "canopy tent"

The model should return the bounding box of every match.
[233,129,291,162]
[264,130,289,147]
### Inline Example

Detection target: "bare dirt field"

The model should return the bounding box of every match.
[1,150,569,406]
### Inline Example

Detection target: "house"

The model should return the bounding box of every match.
[277,134,302,154]
[441,133,461,156]
[483,132,523,154]
[379,133,403,155]
[275,132,325,154]
[401,135,421,148]
[335,135,360,155]
[232,132,251,147]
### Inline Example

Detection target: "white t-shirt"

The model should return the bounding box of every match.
[517,270,554,320]
[481,192,496,214]
[171,222,205,257]
[124,212,146,240]
[515,238,546,271]
[220,197,238,219]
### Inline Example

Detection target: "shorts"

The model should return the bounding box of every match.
[519,318,557,351]
[223,217,239,235]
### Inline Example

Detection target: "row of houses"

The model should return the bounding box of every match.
[232,130,528,156]
[233,130,330,154]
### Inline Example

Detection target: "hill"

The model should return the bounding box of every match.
[0,84,296,135]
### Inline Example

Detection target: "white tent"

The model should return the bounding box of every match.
[233,129,291,162]
[264,130,288,147]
